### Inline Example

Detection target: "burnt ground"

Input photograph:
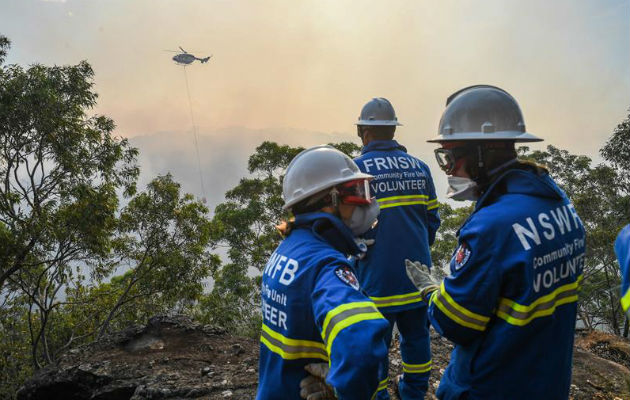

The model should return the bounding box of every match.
[17,316,261,400]
[17,316,630,399]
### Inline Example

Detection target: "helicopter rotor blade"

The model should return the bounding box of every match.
[179,46,187,53]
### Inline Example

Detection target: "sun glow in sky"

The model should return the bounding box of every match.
[2,0,629,204]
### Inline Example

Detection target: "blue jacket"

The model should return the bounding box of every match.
[354,140,440,312]
[428,167,586,400]
[256,212,389,400]
[615,224,630,314]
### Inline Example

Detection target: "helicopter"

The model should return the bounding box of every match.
[167,46,212,65]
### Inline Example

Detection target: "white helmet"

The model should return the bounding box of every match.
[282,145,373,211]
[356,97,402,126]
[427,85,542,143]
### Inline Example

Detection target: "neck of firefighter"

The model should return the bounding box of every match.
[358,127,374,146]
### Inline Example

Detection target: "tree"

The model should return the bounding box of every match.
[97,174,216,337]
[0,36,139,291]
[0,36,139,374]
[601,110,630,192]
[0,38,217,398]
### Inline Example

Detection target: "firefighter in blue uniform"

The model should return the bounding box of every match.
[406,85,587,400]
[615,224,630,317]
[256,145,390,400]
[353,98,440,399]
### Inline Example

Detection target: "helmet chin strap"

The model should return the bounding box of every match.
[329,187,342,218]
[475,144,488,184]
[470,144,519,193]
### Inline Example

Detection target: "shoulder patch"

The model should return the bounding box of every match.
[335,266,360,291]
[452,241,472,271]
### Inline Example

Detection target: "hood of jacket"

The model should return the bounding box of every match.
[475,167,565,212]
[293,212,363,257]
[361,139,407,154]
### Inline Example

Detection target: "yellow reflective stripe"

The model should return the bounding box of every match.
[325,312,384,355]
[321,301,375,338]
[376,195,438,210]
[622,287,630,312]
[370,291,423,308]
[403,360,432,374]
[262,324,326,350]
[260,324,328,361]
[433,281,490,331]
[378,194,429,201]
[321,301,384,356]
[371,377,389,399]
[496,275,583,326]
[428,289,438,307]
[260,336,328,361]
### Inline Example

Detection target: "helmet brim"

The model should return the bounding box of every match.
[426,131,543,143]
[356,120,403,126]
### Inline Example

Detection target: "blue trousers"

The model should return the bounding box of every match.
[376,305,431,400]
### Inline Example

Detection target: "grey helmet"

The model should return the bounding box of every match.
[427,85,542,143]
[282,145,373,211]
[356,97,402,126]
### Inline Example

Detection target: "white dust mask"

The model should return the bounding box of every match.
[346,199,380,236]
[446,176,479,201]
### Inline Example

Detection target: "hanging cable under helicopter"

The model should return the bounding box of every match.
[182,66,207,204]
[164,46,213,204]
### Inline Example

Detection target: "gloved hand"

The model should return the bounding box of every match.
[405,259,440,302]
[354,238,375,259]
[299,363,336,400]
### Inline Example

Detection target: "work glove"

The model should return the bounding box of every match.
[354,238,375,259]
[405,259,440,302]
[299,363,336,400]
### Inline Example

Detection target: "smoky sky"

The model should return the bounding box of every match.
[2,0,629,207]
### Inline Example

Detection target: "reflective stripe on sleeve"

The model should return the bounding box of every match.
[371,377,389,400]
[321,301,384,355]
[370,291,423,308]
[377,195,438,210]
[621,287,630,313]
[260,323,328,361]
[432,281,490,331]
[496,275,583,326]
[402,360,432,374]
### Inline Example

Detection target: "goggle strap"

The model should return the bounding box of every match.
[330,187,339,207]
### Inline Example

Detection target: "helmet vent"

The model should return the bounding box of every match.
[481,122,495,133]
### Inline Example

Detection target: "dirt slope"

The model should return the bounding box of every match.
[17,316,630,399]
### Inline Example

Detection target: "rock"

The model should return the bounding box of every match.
[17,315,259,399]
[231,343,244,356]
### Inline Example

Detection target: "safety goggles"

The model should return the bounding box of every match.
[434,146,470,174]
[337,179,372,205]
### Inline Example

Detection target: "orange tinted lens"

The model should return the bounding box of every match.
[339,180,371,204]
